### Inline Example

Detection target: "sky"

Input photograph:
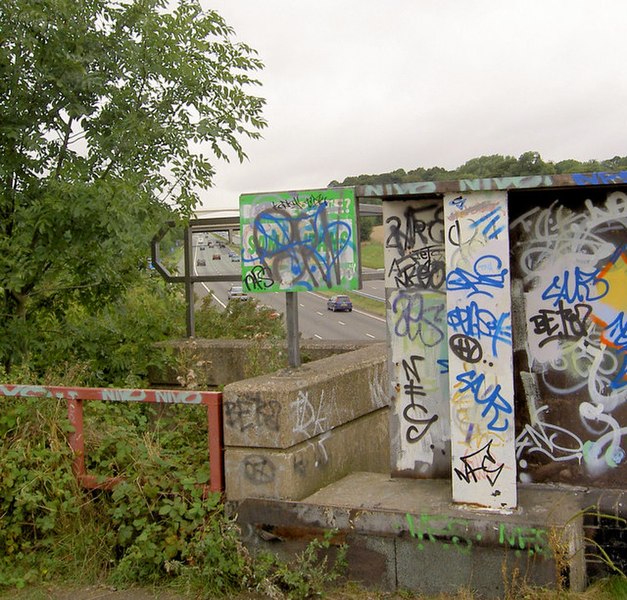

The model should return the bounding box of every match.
[198,0,627,211]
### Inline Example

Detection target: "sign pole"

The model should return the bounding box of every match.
[184,225,195,337]
[285,292,301,367]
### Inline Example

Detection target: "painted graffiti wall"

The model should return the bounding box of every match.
[381,177,627,505]
[383,201,450,478]
[444,192,516,509]
[239,188,359,293]
[510,188,627,487]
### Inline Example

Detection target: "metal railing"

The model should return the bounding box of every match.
[0,384,224,493]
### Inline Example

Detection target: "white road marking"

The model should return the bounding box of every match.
[366,333,376,339]
[314,334,322,339]
[338,321,346,326]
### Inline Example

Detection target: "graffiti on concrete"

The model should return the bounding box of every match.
[384,201,450,478]
[239,188,359,293]
[510,190,627,485]
[291,390,327,438]
[224,394,281,433]
[403,513,549,557]
[242,454,276,484]
[444,192,516,509]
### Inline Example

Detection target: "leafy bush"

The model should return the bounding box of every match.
[195,294,285,340]
[0,387,346,597]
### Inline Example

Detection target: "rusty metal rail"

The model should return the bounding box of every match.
[0,384,224,493]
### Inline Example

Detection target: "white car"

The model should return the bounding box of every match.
[227,285,249,301]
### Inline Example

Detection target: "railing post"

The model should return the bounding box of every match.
[67,398,86,481]
[207,394,224,494]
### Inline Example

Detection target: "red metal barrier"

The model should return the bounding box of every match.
[0,384,224,493]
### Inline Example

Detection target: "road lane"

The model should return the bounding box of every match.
[190,234,387,341]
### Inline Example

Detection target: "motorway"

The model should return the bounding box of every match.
[190,236,387,341]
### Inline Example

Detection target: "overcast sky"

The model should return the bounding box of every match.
[199,0,627,211]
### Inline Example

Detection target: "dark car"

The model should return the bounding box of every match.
[212,253,221,260]
[196,258,206,266]
[327,294,352,312]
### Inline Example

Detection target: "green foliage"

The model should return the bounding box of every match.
[195,296,288,377]
[360,240,384,270]
[0,0,266,372]
[195,295,285,341]
[269,531,347,600]
[0,384,347,597]
[0,397,81,588]
[6,273,186,388]
[359,215,379,242]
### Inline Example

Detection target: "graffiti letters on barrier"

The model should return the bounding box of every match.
[403,513,548,557]
[0,384,212,405]
[224,394,281,433]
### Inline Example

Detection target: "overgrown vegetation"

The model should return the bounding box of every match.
[0,391,347,598]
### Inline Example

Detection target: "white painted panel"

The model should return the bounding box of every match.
[443,192,517,509]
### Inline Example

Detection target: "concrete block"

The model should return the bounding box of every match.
[223,343,389,448]
[225,409,390,501]
[233,474,587,595]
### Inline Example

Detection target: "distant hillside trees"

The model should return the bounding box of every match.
[329,151,627,187]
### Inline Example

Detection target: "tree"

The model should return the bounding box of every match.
[0,0,266,371]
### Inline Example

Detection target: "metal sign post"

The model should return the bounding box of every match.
[184,225,195,337]
[285,292,301,368]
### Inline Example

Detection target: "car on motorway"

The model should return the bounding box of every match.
[227,285,249,301]
[196,258,206,266]
[212,253,221,260]
[327,294,352,312]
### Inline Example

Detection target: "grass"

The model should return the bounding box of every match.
[3,576,625,600]
[360,239,384,269]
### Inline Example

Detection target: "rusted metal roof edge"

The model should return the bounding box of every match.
[355,170,627,199]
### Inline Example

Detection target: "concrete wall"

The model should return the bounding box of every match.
[222,343,390,501]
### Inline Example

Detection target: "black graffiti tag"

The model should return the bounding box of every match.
[454,440,504,487]
[400,355,439,443]
[449,333,483,363]
[243,455,275,484]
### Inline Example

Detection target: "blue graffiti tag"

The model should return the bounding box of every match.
[392,291,446,347]
[469,206,505,240]
[247,202,353,290]
[603,311,627,352]
[541,266,608,307]
[446,255,508,298]
[447,302,511,357]
[456,370,512,432]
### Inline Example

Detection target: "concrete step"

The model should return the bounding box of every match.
[234,472,587,597]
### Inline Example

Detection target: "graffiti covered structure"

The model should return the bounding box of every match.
[444,193,516,509]
[381,176,627,508]
[510,189,627,486]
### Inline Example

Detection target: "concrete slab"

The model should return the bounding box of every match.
[235,473,586,596]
